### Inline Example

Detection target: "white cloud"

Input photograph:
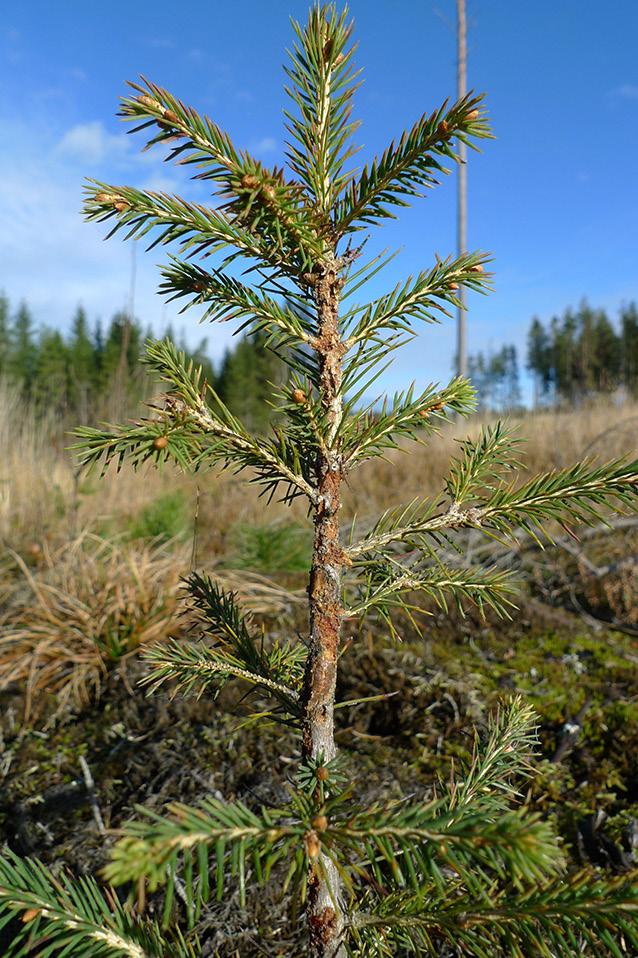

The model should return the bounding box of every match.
[253,136,278,155]
[611,83,638,100]
[140,173,184,194]
[234,90,256,104]
[56,121,129,164]
[145,36,174,49]
[68,67,88,82]
[4,27,21,65]
[0,125,234,359]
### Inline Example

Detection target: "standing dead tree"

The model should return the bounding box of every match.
[457,0,468,379]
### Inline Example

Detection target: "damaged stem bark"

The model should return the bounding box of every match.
[302,261,347,958]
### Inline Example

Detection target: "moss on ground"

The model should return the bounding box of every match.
[1,601,637,954]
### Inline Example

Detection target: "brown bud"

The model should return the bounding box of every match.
[469,263,484,273]
[418,409,430,419]
[449,282,459,291]
[316,766,329,782]
[138,94,161,111]
[312,814,328,832]
[334,52,345,67]
[430,401,444,412]
[291,388,307,405]
[114,199,130,212]
[153,435,169,450]
[467,109,479,121]
[22,909,40,923]
[304,830,321,859]
[437,120,449,137]
[241,173,260,190]
[28,542,42,557]
[95,192,117,204]
[262,184,276,201]
[163,109,178,124]
[192,281,204,293]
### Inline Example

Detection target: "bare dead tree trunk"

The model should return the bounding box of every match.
[302,260,347,958]
[456,0,468,378]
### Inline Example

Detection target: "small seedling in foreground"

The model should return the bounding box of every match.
[2,5,638,957]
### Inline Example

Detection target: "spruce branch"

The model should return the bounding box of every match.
[351,873,638,957]
[119,75,247,184]
[73,339,318,504]
[184,571,270,660]
[146,339,318,502]
[340,377,476,468]
[140,572,304,719]
[334,92,492,234]
[347,497,468,560]
[118,77,322,265]
[478,456,638,543]
[324,799,560,894]
[141,640,301,716]
[104,798,306,911]
[83,181,312,282]
[341,252,492,350]
[158,257,316,349]
[446,420,524,504]
[447,696,539,811]
[0,851,195,958]
[73,418,204,476]
[347,560,516,627]
[350,446,638,559]
[285,3,362,219]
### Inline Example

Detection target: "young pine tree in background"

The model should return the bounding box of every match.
[3,5,638,957]
[9,302,36,394]
[622,302,638,395]
[0,294,11,379]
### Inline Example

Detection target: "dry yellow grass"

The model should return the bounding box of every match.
[0,381,281,553]
[0,528,304,722]
[0,533,187,720]
[2,383,637,723]
[348,401,638,518]
[4,381,636,552]
[0,384,74,545]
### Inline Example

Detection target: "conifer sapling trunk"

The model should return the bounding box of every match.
[303,264,346,954]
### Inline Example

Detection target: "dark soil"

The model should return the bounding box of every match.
[1,597,637,955]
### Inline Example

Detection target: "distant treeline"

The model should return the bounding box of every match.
[468,345,521,412]
[4,294,636,423]
[0,294,283,430]
[468,301,638,409]
[527,301,638,404]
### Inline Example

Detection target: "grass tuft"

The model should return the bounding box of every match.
[0,533,186,720]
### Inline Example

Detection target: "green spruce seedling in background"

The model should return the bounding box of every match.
[3,5,638,957]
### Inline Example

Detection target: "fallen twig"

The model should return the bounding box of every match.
[79,754,106,836]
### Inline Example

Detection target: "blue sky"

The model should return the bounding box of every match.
[1,1,637,393]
